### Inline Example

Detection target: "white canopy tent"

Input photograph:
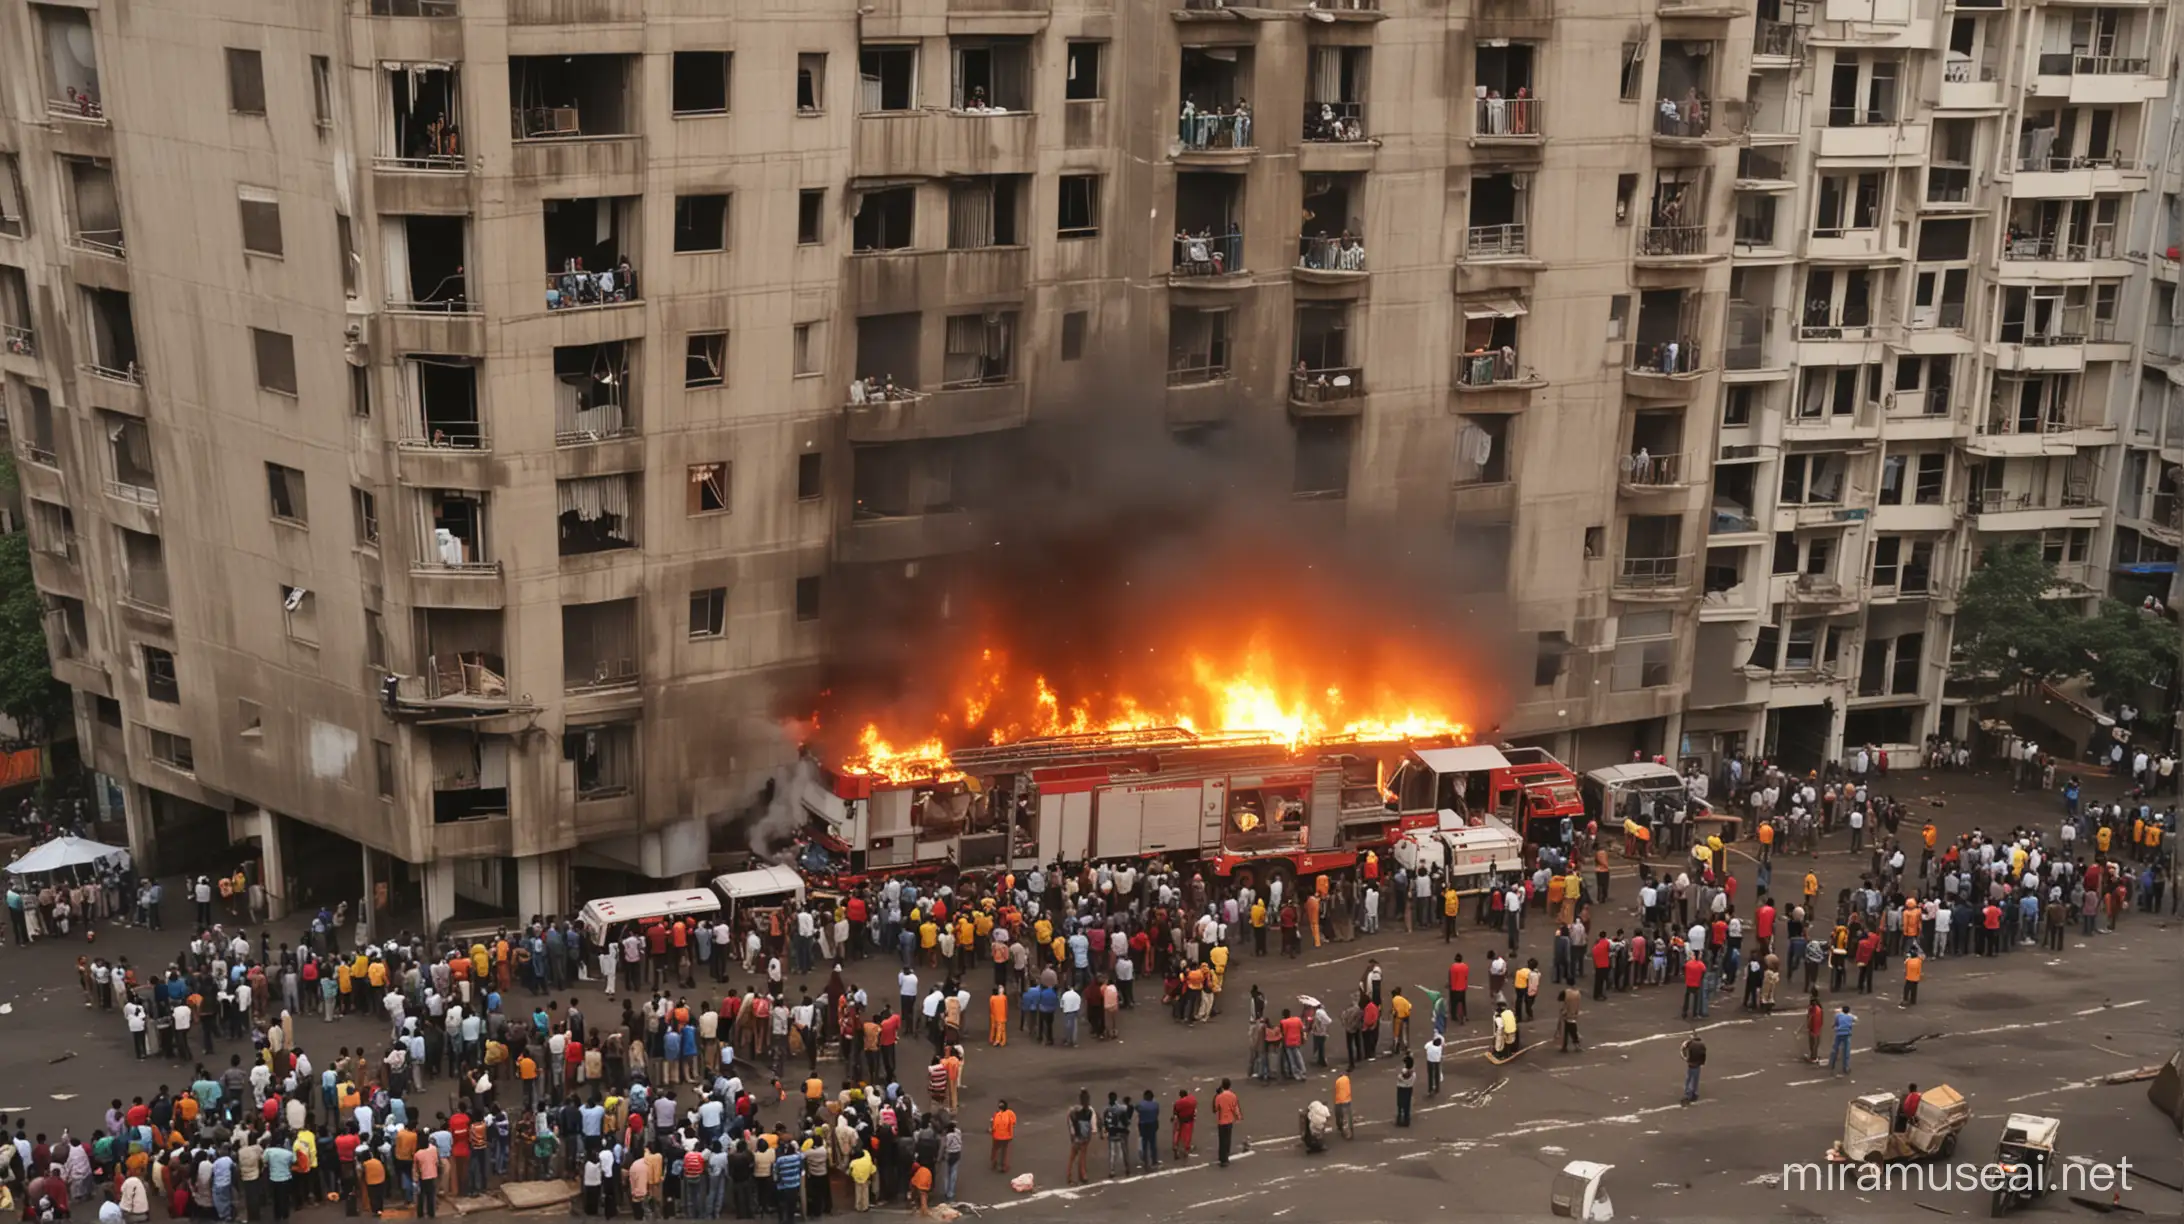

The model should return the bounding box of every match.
[6,833,130,876]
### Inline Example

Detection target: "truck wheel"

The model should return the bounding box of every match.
[1937,1134,1957,1160]
[1990,1189,2009,1218]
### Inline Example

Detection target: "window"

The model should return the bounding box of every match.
[1891,632,1923,695]
[793,323,819,376]
[1065,42,1104,100]
[1723,386,1754,428]
[851,187,914,251]
[266,463,308,524]
[795,575,822,621]
[143,645,179,703]
[1913,453,1946,505]
[1583,526,1604,560]
[311,55,333,130]
[1453,414,1511,485]
[0,154,26,238]
[364,609,386,670]
[797,451,823,500]
[1292,418,1353,498]
[798,189,824,244]
[1057,176,1100,238]
[1168,307,1231,383]
[672,52,731,115]
[686,462,730,515]
[281,585,318,645]
[238,188,283,257]
[686,332,727,387]
[565,724,637,797]
[689,587,727,639]
[238,697,264,739]
[1615,175,1639,225]
[859,45,918,112]
[943,313,1015,386]
[351,362,371,418]
[1772,531,1798,575]
[352,486,379,546]
[227,48,267,115]
[1619,40,1646,101]
[1534,632,1571,688]
[150,729,196,772]
[797,53,826,113]
[374,739,395,799]
[1871,535,1901,587]
[337,213,358,297]
[1610,610,1673,691]
[1607,295,1630,340]
[1061,311,1088,361]
[674,194,730,252]
[252,328,298,395]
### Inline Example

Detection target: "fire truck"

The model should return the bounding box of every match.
[794,727,1494,894]
[1383,743,1587,863]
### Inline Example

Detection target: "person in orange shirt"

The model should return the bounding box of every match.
[942,1047,963,1111]
[1901,949,1923,1006]
[988,1100,1017,1172]
[1212,1078,1242,1167]
[909,1161,933,1215]
[987,986,1008,1047]
[1305,893,1322,949]
[1332,1072,1354,1138]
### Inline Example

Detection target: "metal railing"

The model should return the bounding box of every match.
[1297,235,1367,272]
[1178,109,1254,151]
[1826,105,1899,128]
[1621,452,1689,487]
[545,270,639,310]
[1753,20,1804,59]
[1943,61,1998,84]
[1474,97,1541,138]
[2001,306,2088,345]
[48,94,106,123]
[1302,101,1367,143]
[1456,349,1523,387]
[3,324,33,358]
[1984,409,2076,437]
[1467,223,1527,258]
[370,0,460,13]
[71,229,125,259]
[1166,360,1231,387]
[1797,320,1882,342]
[1291,367,1365,404]
[1968,488,2101,515]
[2017,153,2137,173]
[1615,554,1690,590]
[16,440,57,467]
[105,480,159,507]
[400,425,490,450]
[30,530,78,561]
[1626,340,1703,374]
[1639,224,1707,257]
[373,154,467,173]
[1653,108,1713,139]
[1173,233,1243,276]
[2074,55,2150,76]
[84,360,145,385]
[389,290,480,314]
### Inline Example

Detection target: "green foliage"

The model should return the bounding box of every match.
[1951,541,2180,703]
[0,452,70,743]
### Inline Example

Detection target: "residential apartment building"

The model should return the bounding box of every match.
[0,0,2170,925]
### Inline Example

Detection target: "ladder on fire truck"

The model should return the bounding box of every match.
[947,726,1287,772]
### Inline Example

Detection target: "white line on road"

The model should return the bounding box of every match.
[978,1150,1258,1211]
[1786,1078,1830,1087]
[2074,999,2148,1016]
[1719,1069,1767,1081]
[1504,1101,1705,1137]
[1306,944,1402,969]
[1592,1017,1755,1049]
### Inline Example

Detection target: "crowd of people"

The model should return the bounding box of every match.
[0,738,2175,1220]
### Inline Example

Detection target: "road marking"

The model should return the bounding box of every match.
[977,1150,1257,1210]
[1503,1101,1705,1137]
[1306,944,1401,969]
[1787,1078,1830,1087]
[2073,999,2147,1016]
[1592,1017,1754,1049]
[1720,1069,1766,1081]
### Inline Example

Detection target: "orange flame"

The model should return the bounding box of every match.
[834,633,1474,784]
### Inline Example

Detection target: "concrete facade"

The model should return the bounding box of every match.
[2,0,2173,922]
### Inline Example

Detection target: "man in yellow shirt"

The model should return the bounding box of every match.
[1250,900,1268,956]
[1442,887,1461,942]
[1389,988,1413,1053]
[1332,1072,1354,1138]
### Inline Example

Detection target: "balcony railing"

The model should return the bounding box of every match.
[400,425,490,450]
[2001,307,2087,345]
[1173,232,1243,276]
[1467,223,1527,258]
[48,93,106,123]
[1620,452,1689,487]
[1797,320,1883,342]
[1887,387,1952,418]
[545,268,639,311]
[1753,19,1804,60]
[1639,224,1708,257]
[1179,108,1254,151]
[1627,340,1703,374]
[1474,96,1541,138]
[2003,230,2110,262]
[3,324,33,358]
[2073,55,2150,76]
[1943,61,1998,84]
[84,361,145,385]
[1616,554,1690,590]
[1984,411,2076,437]
[1926,166,1972,204]
[1167,360,1231,387]
[373,153,467,173]
[1968,488,2101,515]
[2017,153,2137,173]
[1291,366,1365,404]
[16,439,57,467]
[71,229,125,259]
[1653,107,1712,139]
[370,0,460,13]
[105,480,158,507]
[1456,348,1524,387]
[1827,106,1899,128]
[1297,235,1366,272]
[1303,102,1367,143]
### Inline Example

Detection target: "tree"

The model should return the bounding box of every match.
[1948,543,2080,689]
[2073,597,2181,704]
[0,455,70,743]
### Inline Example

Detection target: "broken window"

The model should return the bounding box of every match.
[417,608,507,701]
[689,587,727,639]
[674,194,730,253]
[239,187,284,257]
[118,528,168,609]
[942,312,1015,387]
[105,414,156,496]
[672,51,731,115]
[852,187,914,252]
[557,475,637,555]
[686,333,727,388]
[563,598,639,690]
[859,45,917,112]
[418,489,490,567]
[686,461,730,515]
[266,463,308,524]
[253,328,298,395]
[405,356,483,447]
[1293,419,1353,498]
[281,585,318,646]
[952,37,1031,111]
[799,190,825,245]
[947,176,1022,248]
[1453,414,1510,485]
[429,731,511,821]
[63,157,123,256]
[1066,42,1104,101]
[797,53,827,113]
[1168,307,1231,384]
[1058,177,1099,238]
[227,48,267,115]
[353,486,380,547]
[555,342,632,444]
[143,644,179,703]
[82,287,141,380]
[386,214,470,310]
[381,63,463,166]
[509,54,636,138]
[564,723,636,797]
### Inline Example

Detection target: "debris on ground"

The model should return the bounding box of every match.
[1873,1033,1946,1054]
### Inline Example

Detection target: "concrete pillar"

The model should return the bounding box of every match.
[421,858,455,933]
[257,810,290,921]
[360,847,378,945]
[121,784,156,873]
[1662,710,1686,765]
[516,852,567,921]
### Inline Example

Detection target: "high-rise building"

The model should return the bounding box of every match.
[1,0,2172,924]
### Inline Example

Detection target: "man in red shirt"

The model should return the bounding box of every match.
[1680,952,1707,1019]
[1981,904,2003,957]
[1212,1079,1242,1167]
[447,1108,472,1197]
[1447,954,1470,1023]
[1279,1009,1306,1079]
[1755,901,1776,953]
[1591,935,1613,1001]
[878,1008,901,1082]
[1854,933,1879,993]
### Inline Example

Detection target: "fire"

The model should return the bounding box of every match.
[832,632,1475,783]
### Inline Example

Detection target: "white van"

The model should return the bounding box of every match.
[576,888,721,944]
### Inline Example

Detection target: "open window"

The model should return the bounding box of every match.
[381,63,463,166]
[852,187,915,252]
[554,341,632,443]
[948,176,1024,249]
[402,356,483,448]
[942,312,1015,387]
[384,214,471,310]
[557,475,638,555]
[509,54,636,139]
[952,37,1031,111]
[859,45,917,112]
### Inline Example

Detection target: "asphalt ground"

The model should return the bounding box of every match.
[0,768,2177,1223]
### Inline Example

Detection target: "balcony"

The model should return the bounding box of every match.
[1302,101,1370,146]
[1651,107,1722,146]
[1623,339,1706,399]
[1751,19,1804,64]
[1295,235,1367,283]
[1454,347,1539,391]
[1637,224,1711,262]
[1939,60,2001,110]
[1289,366,1366,416]
[1171,232,1245,285]
[3,324,33,362]
[1964,486,2104,530]
[1816,122,1928,162]
[1176,106,1256,166]
[1619,451,1694,494]
[845,382,1028,443]
[837,509,985,565]
[1615,554,1691,595]
[1466,223,1528,260]
[1473,96,1542,143]
[370,0,460,12]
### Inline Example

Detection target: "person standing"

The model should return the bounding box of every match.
[1900,946,1922,1006]
[1393,1057,1416,1127]
[1827,1005,1855,1075]
[1558,987,1582,1052]
[987,1100,1016,1174]
[1064,1091,1093,1185]
[1213,1080,1241,1168]
[1171,1087,1197,1161]
[1678,1032,1706,1105]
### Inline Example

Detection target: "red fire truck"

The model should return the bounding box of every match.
[1383,743,1586,862]
[795,727,1466,894]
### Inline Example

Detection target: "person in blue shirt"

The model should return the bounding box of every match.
[663,1024,683,1075]
[769,1126,804,1224]
[1827,1004,1856,1074]
[1134,1090,1162,1170]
